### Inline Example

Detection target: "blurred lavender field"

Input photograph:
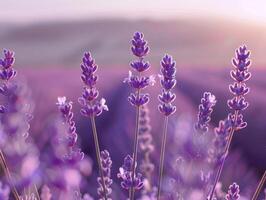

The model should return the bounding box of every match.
[1,18,266,199]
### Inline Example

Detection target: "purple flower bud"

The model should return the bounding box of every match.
[158,54,177,116]
[128,93,149,107]
[225,183,240,200]
[79,52,108,117]
[0,49,17,81]
[117,155,144,190]
[195,92,217,133]
[130,60,150,72]
[131,32,149,58]
[98,150,112,200]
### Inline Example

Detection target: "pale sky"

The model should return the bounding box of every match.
[1,0,266,23]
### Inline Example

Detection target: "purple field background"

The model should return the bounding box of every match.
[1,18,266,196]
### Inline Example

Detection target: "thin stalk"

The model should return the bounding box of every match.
[90,117,108,200]
[0,150,20,200]
[251,171,266,200]
[33,184,40,200]
[208,111,238,200]
[129,103,141,200]
[157,116,169,200]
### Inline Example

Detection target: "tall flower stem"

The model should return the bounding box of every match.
[130,90,141,200]
[0,150,20,200]
[208,111,238,200]
[157,116,169,200]
[251,171,266,200]
[90,117,108,200]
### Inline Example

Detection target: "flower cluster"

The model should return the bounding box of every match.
[138,105,155,191]
[117,155,143,190]
[208,117,232,167]
[97,150,112,200]
[0,50,16,81]
[79,52,108,117]
[124,32,155,107]
[225,183,240,200]
[195,92,217,133]
[158,54,177,116]
[227,46,251,130]
[56,96,84,164]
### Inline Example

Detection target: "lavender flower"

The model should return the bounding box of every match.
[78,52,108,117]
[208,46,251,200]
[225,183,240,200]
[0,49,17,81]
[40,185,52,200]
[157,54,177,199]
[195,92,217,133]
[98,150,112,200]
[78,52,109,200]
[117,155,143,190]
[0,182,10,200]
[124,32,154,200]
[124,32,155,107]
[138,105,155,193]
[158,54,177,116]
[56,96,84,164]
[19,193,38,200]
[227,45,251,130]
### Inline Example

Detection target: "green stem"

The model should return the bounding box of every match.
[251,171,266,200]
[90,117,108,200]
[157,116,169,200]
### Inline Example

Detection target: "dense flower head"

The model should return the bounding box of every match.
[131,32,149,58]
[227,45,251,130]
[117,155,144,190]
[225,183,240,200]
[0,49,17,81]
[125,32,154,107]
[57,96,84,164]
[79,52,108,117]
[158,54,177,116]
[195,92,217,133]
[97,150,113,200]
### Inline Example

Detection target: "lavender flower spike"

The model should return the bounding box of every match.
[117,155,144,191]
[157,54,177,199]
[195,92,217,134]
[124,32,155,107]
[208,46,251,200]
[125,32,154,200]
[78,52,108,200]
[158,54,177,116]
[0,49,17,81]
[79,52,108,117]
[56,96,84,164]
[226,183,240,200]
[98,150,113,200]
